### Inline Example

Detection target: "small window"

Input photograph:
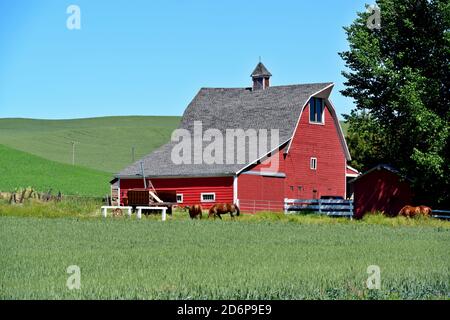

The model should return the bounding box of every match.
[309,97,324,123]
[310,157,317,170]
[176,194,183,203]
[201,193,215,202]
[290,186,294,191]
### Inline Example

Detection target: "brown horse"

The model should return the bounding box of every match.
[398,205,432,218]
[184,204,203,219]
[418,205,432,217]
[208,203,240,220]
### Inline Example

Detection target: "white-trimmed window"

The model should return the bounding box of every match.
[309,97,324,123]
[176,194,183,203]
[201,193,215,202]
[310,157,317,170]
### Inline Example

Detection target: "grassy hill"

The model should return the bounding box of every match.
[0,144,111,196]
[0,116,181,173]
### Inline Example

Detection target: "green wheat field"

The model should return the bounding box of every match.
[0,208,449,299]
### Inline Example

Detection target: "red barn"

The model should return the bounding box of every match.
[112,63,352,213]
[352,164,413,218]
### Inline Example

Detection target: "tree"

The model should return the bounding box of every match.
[340,0,450,206]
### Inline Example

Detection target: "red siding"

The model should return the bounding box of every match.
[353,169,413,218]
[119,177,233,208]
[237,173,285,213]
[283,103,346,199]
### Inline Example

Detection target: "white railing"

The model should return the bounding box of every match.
[284,198,354,217]
[101,205,168,221]
[136,206,168,221]
[101,206,132,218]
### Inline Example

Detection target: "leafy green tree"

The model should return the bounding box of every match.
[340,0,450,206]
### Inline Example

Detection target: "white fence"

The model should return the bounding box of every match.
[238,199,284,214]
[284,198,354,217]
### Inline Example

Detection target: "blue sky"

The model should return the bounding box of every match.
[0,0,369,120]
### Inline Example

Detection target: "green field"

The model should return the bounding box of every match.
[0,213,448,299]
[0,116,181,173]
[0,144,110,196]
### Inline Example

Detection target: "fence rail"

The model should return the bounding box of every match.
[238,199,284,214]
[284,198,354,217]
[431,209,450,220]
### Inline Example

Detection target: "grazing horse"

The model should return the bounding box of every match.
[418,205,432,217]
[208,203,240,220]
[398,205,431,218]
[184,204,203,219]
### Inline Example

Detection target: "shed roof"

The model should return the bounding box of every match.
[350,164,412,183]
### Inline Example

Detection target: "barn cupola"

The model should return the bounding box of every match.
[251,62,272,91]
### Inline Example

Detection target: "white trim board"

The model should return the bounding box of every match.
[240,170,286,178]
[201,192,216,202]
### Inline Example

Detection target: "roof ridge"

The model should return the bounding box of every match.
[200,82,334,90]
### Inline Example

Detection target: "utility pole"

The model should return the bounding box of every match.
[140,161,147,189]
[71,141,79,165]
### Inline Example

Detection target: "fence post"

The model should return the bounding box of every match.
[318,199,322,214]
[162,208,167,221]
[284,198,288,214]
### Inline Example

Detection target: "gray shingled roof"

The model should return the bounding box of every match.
[116,83,333,178]
[251,62,272,77]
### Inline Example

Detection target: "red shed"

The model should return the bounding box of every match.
[352,164,413,218]
[112,62,352,213]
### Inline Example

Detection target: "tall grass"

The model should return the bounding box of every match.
[1,200,449,228]
[0,198,102,218]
